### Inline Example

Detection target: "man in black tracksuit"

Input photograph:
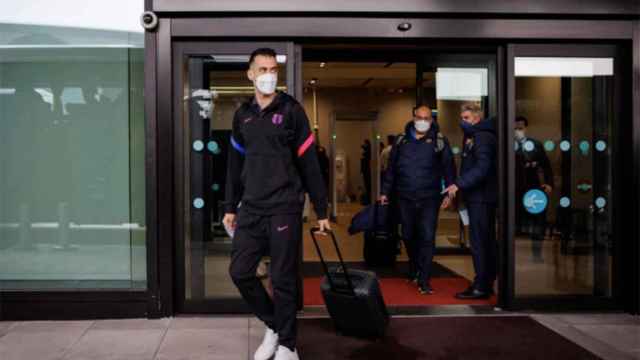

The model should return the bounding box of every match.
[444,103,497,300]
[224,48,329,360]
[380,105,456,294]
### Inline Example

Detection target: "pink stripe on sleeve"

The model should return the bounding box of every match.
[297,133,315,157]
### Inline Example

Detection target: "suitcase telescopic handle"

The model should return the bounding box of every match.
[309,228,355,295]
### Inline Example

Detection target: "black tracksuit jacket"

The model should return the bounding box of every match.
[224,92,328,219]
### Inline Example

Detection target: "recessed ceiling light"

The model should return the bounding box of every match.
[319,62,326,68]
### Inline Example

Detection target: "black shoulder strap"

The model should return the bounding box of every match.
[282,99,296,133]
[435,132,445,153]
[281,99,303,160]
[235,102,253,132]
[390,133,405,165]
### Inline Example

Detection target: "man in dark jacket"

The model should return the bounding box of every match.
[379,105,456,294]
[443,102,497,300]
[515,116,553,262]
[223,48,330,360]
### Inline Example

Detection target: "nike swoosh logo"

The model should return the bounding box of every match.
[277,225,289,232]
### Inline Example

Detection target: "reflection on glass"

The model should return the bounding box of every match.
[0,33,146,290]
[184,54,288,301]
[514,56,614,298]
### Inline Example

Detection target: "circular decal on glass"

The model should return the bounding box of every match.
[544,140,555,152]
[192,140,204,152]
[560,140,571,152]
[211,183,220,192]
[193,197,205,209]
[595,197,607,209]
[523,140,535,152]
[579,141,590,155]
[595,140,607,152]
[523,189,548,214]
[207,141,219,154]
[452,146,461,155]
[560,197,571,208]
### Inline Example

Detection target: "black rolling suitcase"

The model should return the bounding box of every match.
[310,228,389,338]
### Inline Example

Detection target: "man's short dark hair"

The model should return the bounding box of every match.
[515,116,529,127]
[249,48,277,66]
[412,104,432,116]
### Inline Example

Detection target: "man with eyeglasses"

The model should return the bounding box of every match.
[224,48,330,360]
[379,105,456,295]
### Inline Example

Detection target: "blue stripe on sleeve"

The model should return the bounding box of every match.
[230,136,245,155]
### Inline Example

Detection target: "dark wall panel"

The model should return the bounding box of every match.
[152,0,639,15]
[171,18,633,40]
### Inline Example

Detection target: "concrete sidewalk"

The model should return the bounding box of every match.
[0,313,638,360]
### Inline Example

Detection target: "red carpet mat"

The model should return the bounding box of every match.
[304,277,496,306]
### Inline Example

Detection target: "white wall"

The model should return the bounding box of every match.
[1,0,144,33]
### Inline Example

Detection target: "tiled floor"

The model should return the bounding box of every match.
[0,313,637,360]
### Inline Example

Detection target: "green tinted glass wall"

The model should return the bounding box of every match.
[0,24,146,290]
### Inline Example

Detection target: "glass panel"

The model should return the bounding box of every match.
[514,57,613,297]
[421,66,489,249]
[0,24,146,290]
[183,53,287,301]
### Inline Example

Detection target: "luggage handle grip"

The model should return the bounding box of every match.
[309,228,356,295]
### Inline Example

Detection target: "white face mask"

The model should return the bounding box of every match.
[515,129,526,141]
[255,73,278,95]
[414,120,431,133]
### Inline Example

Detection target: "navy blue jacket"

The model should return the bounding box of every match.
[456,117,497,204]
[381,121,456,200]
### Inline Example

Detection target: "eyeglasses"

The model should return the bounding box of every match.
[415,116,431,121]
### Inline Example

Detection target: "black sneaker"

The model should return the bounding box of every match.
[406,270,420,284]
[455,286,490,299]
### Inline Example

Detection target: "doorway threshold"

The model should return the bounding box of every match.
[301,304,506,318]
